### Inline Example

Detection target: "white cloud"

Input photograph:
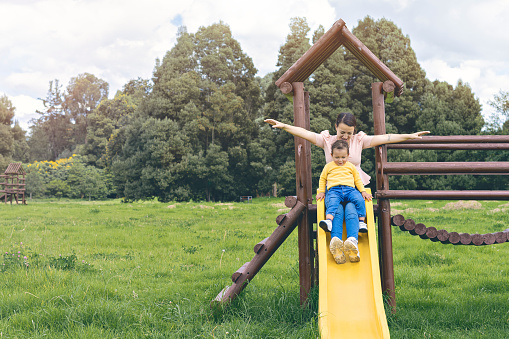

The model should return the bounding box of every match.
[0,93,45,131]
[1,0,508,132]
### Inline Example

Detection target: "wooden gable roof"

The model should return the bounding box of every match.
[4,163,26,175]
[276,19,404,96]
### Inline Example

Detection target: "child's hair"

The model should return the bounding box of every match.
[331,139,349,154]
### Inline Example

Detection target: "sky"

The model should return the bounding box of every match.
[1,0,509,131]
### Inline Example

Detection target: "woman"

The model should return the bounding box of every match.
[264,112,429,236]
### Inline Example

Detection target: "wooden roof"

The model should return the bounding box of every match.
[4,163,26,175]
[276,19,404,96]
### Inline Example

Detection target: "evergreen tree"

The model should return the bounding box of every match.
[113,22,264,201]
[11,122,29,163]
[82,91,137,167]
[64,73,109,146]
[0,95,15,162]
[263,17,313,195]
[29,80,72,161]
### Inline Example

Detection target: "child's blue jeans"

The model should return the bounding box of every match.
[325,185,366,240]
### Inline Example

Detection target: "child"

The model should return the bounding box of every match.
[316,140,372,264]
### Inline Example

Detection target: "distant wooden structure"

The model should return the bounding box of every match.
[0,163,27,204]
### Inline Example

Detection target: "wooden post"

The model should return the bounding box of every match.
[372,82,396,311]
[293,82,313,305]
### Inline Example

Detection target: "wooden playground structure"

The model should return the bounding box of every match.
[0,163,27,205]
[214,18,509,320]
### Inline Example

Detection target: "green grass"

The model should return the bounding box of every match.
[388,199,509,338]
[0,198,508,338]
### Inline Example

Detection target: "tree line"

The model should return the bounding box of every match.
[1,16,508,201]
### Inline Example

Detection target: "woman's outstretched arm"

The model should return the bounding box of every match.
[264,119,318,145]
[370,131,430,147]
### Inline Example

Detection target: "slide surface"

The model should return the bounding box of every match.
[318,189,390,338]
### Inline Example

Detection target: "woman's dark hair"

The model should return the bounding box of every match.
[335,112,357,128]
[331,139,349,154]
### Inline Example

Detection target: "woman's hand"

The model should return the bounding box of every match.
[408,131,430,139]
[264,119,286,129]
[316,192,325,201]
[264,118,318,144]
[371,130,431,147]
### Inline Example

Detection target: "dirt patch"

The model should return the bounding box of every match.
[277,208,290,212]
[390,202,406,207]
[167,205,176,208]
[488,208,509,214]
[196,205,214,209]
[498,202,509,208]
[392,207,439,214]
[271,203,286,208]
[442,200,482,210]
[216,203,233,206]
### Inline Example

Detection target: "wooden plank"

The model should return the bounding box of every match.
[377,190,509,200]
[387,143,509,150]
[294,84,314,304]
[381,162,509,175]
[396,135,509,143]
[275,20,346,88]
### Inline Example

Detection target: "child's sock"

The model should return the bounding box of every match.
[359,220,368,233]
[319,219,333,232]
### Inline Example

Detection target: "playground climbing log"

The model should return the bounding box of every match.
[391,214,509,246]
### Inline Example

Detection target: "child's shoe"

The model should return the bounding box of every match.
[344,237,360,262]
[359,221,368,233]
[329,237,346,264]
[319,219,333,232]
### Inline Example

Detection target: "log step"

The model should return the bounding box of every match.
[232,262,250,283]
[254,238,268,253]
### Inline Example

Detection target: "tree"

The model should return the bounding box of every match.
[110,117,190,202]
[488,90,509,132]
[82,92,137,167]
[29,80,72,161]
[263,17,313,195]
[416,80,483,136]
[0,94,15,125]
[64,73,109,146]
[25,170,45,198]
[11,122,29,163]
[0,95,15,159]
[111,22,264,201]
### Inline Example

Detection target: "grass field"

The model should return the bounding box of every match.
[0,197,508,338]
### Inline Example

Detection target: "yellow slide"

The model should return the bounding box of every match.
[317,189,390,338]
